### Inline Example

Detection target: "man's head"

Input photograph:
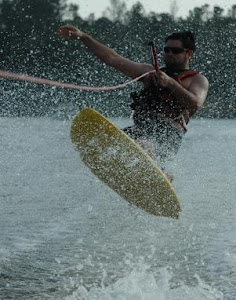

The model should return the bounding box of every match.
[163,31,195,69]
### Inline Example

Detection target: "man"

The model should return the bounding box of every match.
[58,25,209,172]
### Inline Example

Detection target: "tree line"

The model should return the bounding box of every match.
[0,0,235,118]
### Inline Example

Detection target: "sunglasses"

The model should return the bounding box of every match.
[164,46,188,54]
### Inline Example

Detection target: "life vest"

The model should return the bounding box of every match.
[130,67,199,133]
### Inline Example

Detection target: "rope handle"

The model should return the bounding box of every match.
[148,41,159,72]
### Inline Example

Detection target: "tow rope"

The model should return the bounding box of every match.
[0,69,156,91]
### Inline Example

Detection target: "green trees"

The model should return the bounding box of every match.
[0,0,235,118]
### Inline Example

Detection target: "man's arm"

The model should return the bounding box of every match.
[157,71,209,113]
[58,25,152,79]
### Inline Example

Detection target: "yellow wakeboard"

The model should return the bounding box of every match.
[70,108,181,219]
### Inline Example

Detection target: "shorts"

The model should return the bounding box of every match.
[123,118,183,168]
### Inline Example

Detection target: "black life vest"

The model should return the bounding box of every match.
[130,67,199,132]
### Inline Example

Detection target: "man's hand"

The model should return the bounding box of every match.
[155,70,173,88]
[58,25,84,39]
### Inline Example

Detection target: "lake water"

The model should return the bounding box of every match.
[0,116,235,299]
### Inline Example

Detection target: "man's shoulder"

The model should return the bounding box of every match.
[192,72,209,85]
[187,72,209,95]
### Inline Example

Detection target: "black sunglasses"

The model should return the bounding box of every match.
[164,46,188,54]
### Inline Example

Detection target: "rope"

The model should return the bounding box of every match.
[0,69,155,91]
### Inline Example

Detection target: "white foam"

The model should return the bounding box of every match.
[65,264,223,300]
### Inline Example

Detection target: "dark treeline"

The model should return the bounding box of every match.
[0,0,235,118]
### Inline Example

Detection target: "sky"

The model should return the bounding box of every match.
[69,0,236,19]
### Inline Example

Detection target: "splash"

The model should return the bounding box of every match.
[64,261,223,300]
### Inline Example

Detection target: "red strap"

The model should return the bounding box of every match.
[177,70,199,84]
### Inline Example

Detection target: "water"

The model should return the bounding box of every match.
[0,116,235,299]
